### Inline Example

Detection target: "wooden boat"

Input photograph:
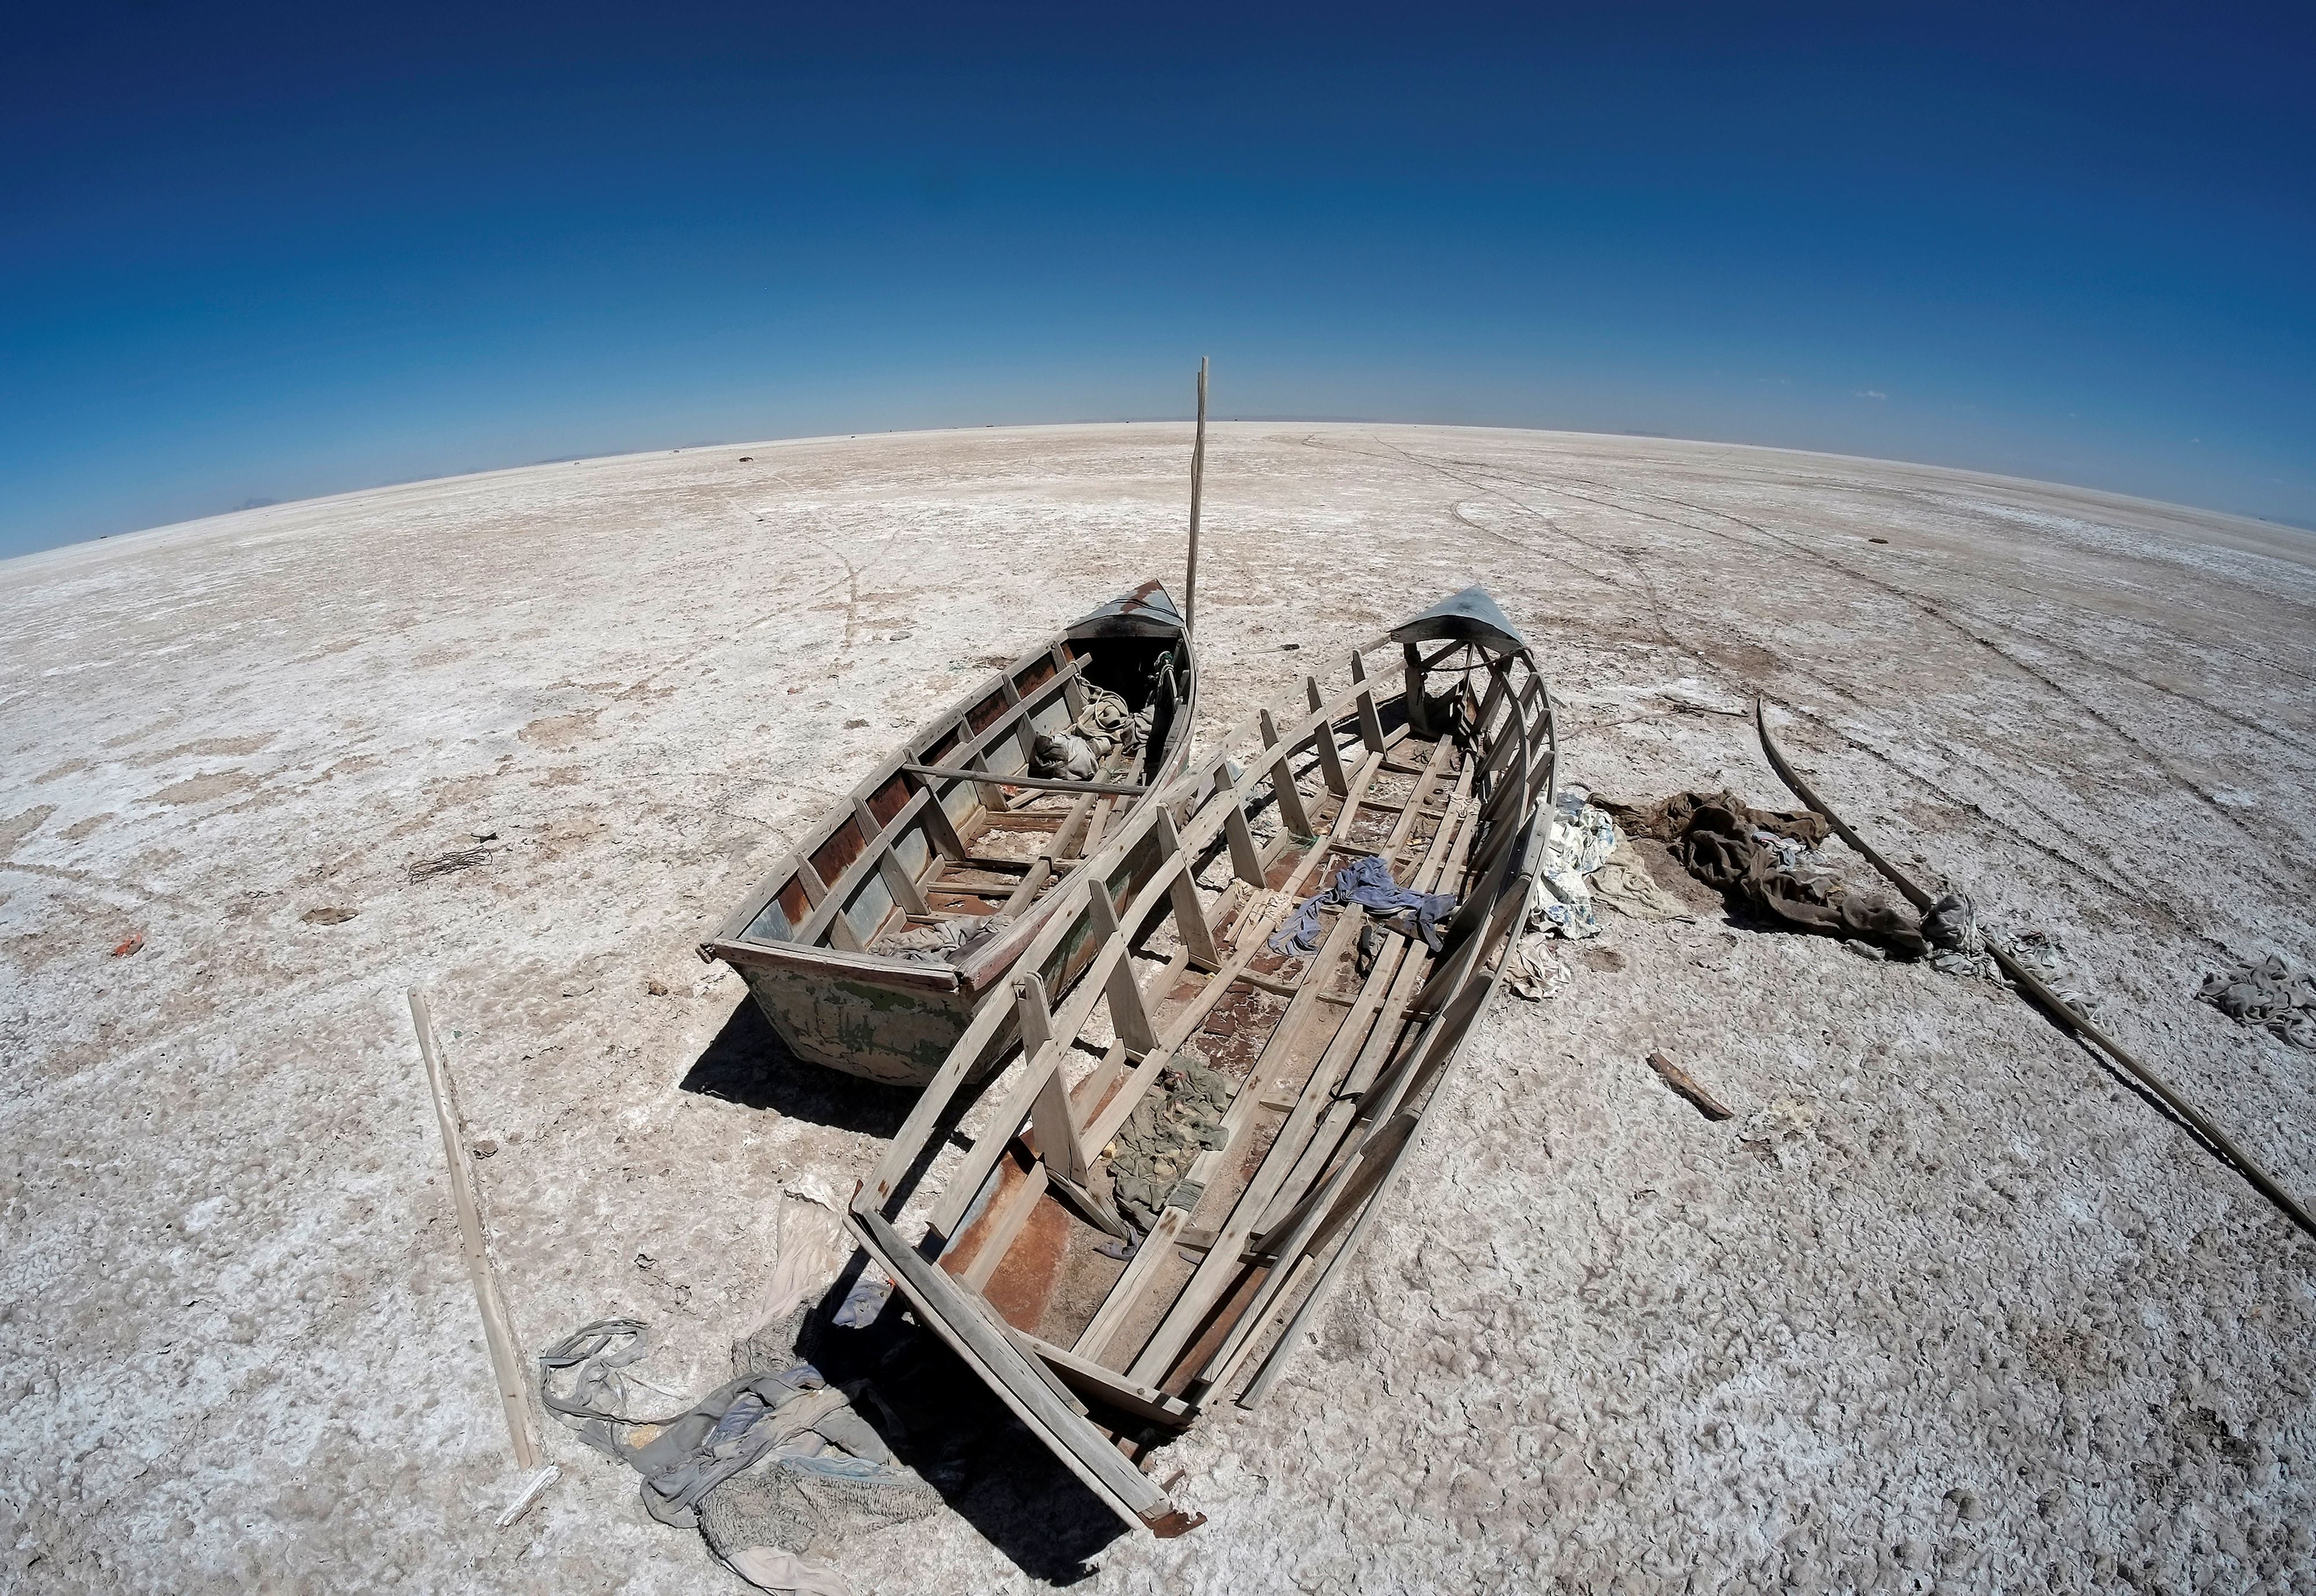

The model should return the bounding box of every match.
[699,581,1199,1087]
[848,587,1553,1535]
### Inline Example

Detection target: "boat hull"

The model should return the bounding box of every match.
[701,581,1199,1089]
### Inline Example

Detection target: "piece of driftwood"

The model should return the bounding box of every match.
[1645,1050,1733,1120]
[409,990,540,1470]
[852,586,1554,1537]
[494,1463,560,1529]
[1753,696,2316,1243]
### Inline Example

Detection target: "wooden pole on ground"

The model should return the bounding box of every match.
[1753,699,2316,1244]
[1185,356,1208,637]
[409,989,543,1469]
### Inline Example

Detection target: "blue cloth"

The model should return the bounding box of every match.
[1267,854,1459,957]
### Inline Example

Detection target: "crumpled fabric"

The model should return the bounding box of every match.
[867,916,966,964]
[1503,933,1571,1001]
[1106,1058,1237,1231]
[1665,797,1926,957]
[1029,684,1147,779]
[538,1320,844,1528]
[1588,843,1695,923]
[2201,955,2316,1051]
[1922,891,1993,977]
[1267,854,1459,957]
[1531,791,1618,940]
[723,1547,853,1595]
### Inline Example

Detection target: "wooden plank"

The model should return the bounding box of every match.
[1153,806,1220,970]
[959,1160,1050,1293]
[1017,977,1090,1186]
[1123,888,1378,1385]
[705,935,961,993]
[1196,768,1485,1383]
[1222,799,1266,885]
[857,794,933,919]
[851,1209,1175,1530]
[1304,677,1350,795]
[1087,889,1157,1054]
[1258,709,1315,838]
[794,789,934,946]
[408,992,540,1471]
[1073,1208,1190,1360]
[904,764,1149,798]
[1350,650,1388,754]
[1013,1329,1195,1428]
[996,856,1055,917]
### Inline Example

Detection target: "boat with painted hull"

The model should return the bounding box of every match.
[700,582,1199,1087]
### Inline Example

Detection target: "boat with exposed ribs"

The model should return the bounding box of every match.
[847,586,1553,1535]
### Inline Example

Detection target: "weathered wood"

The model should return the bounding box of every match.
[1123,906,1370,1385]
[1152,807,1220,970]
[1073,1206,1191,1361]
[1014,1329,1194,1428]
[408,992,540,1472]
[851,1209,1182,1531]
[1644,1050,1734,1120]
[1088,889,1157,1055]
[960,1160,1050,1292]
[1258,709,1317,838]
[1350,650,1388,753]
[1186,356,1207,637]
[793,789,938,947]
[904,764,1149,798]
[1222,799,1266,885]
[1305,677,1350,795]
[1018,978,1090,1186]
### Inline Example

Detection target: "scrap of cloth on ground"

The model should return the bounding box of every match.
[2202,955,2316,1051]
[1602,790,1925,957]
[1268,854,1459,956]
[1533,790,1618,938]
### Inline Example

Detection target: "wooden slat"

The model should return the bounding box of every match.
[1350,650,1388,754]
[1087,888,1157,1054]
[1018,978,1091,1186]
[1154,806,1219,970]
[1073,1208,1191,1361]
[960,1160,1050,1293]
[793,788,935,946]
[1304,677,1350,795]
[856,797,932,918]
[850,1209,1174,1530]
[1123,905,1369,1385]
[1258,709,1316,838]
[409,992,541,1471]
[904,764,1149,798]
[1012,1329,1194,1428]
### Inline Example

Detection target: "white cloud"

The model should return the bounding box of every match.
[1855,389,1888,401]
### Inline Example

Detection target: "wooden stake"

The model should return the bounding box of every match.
[1186,357,1208,637]
[409,990,541,1471]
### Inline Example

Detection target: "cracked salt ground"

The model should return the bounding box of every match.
[5,424,2316,1593]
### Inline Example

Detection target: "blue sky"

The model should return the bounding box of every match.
[3,3,2312,555]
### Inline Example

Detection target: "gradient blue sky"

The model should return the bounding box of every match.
[4,3,2312,555]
